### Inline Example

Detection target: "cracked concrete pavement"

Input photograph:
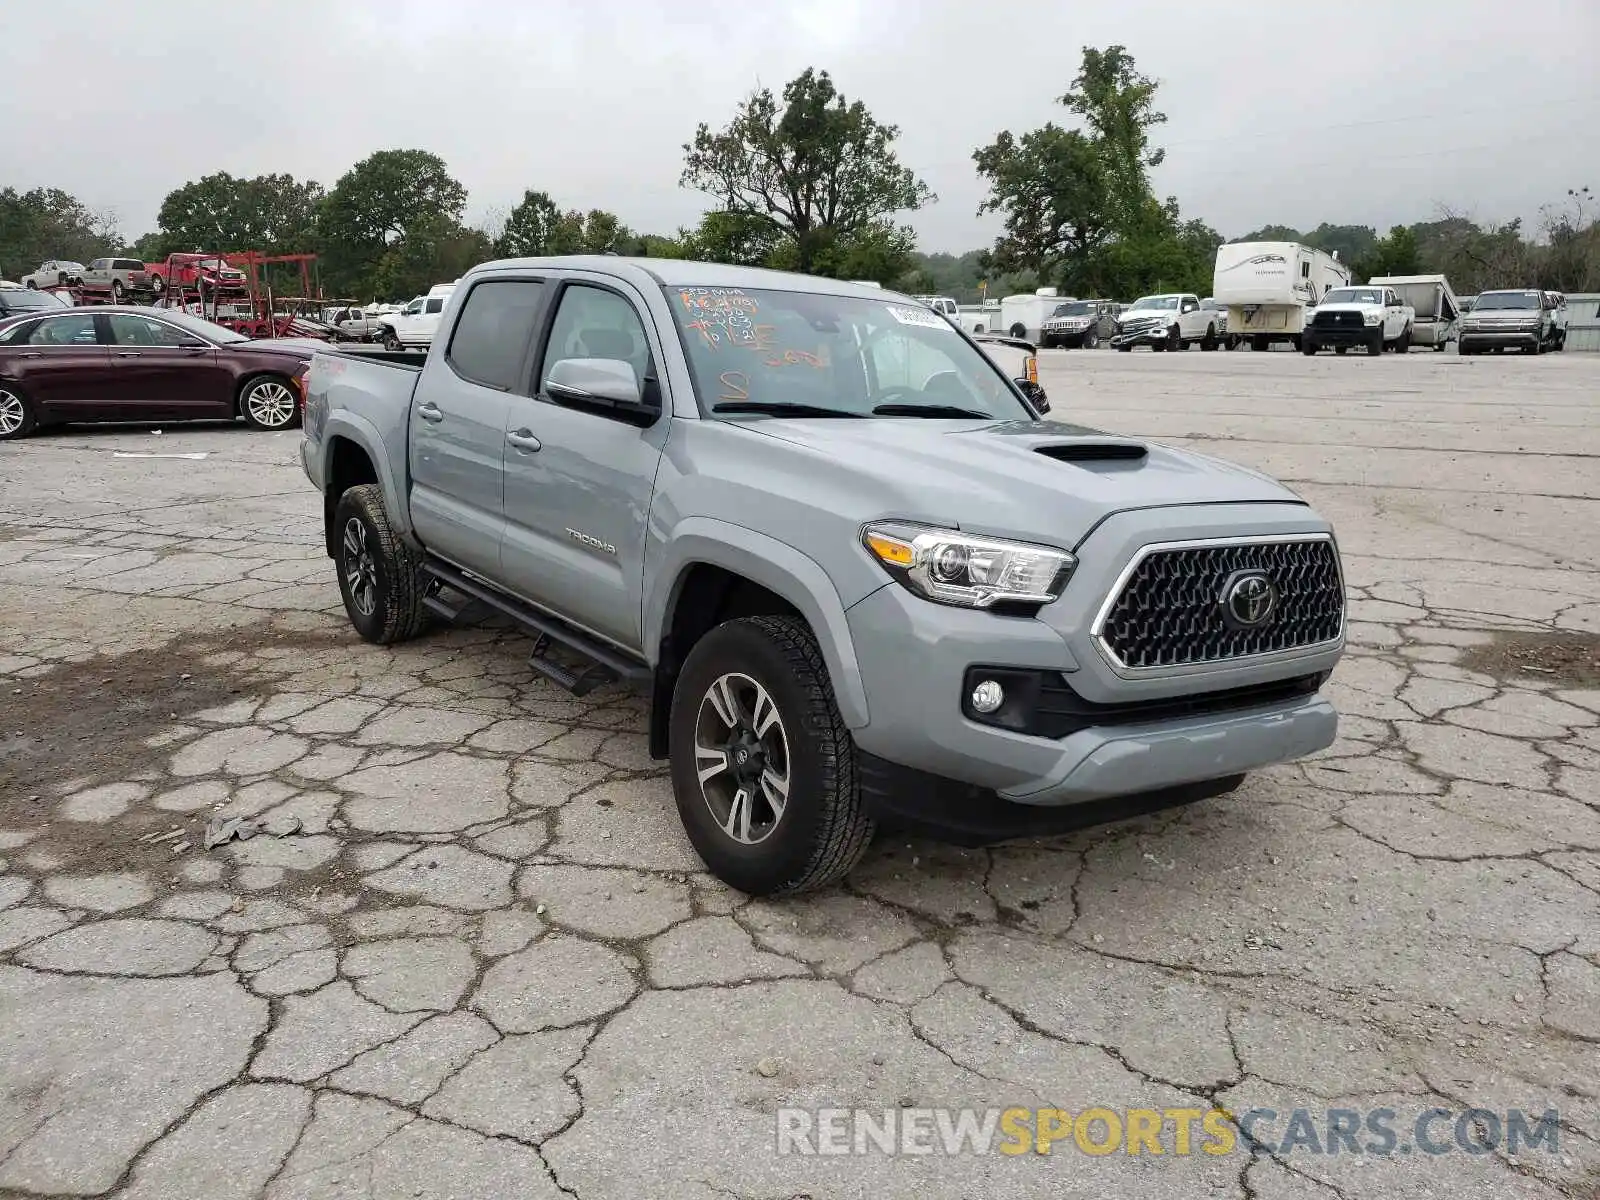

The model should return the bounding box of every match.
[0,349,1597,1199]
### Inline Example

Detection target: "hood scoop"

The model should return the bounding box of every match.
[1033,441,1148,463]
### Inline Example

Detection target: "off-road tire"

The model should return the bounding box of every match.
[332,484,431,646]
[0,385,38,440]
[669,615,874,896]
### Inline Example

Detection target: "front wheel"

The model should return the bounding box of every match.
[382,330,403,353]
[1301,339,1318,356]
[1167,324,1183,351]
[670,615,874,896]
[110,280,125,302]
[1116,343,1132,353]
[1201,324,1217,351]
[1367,332,1384,357]
[1083,329,1099,349]
[239,375,300,430]
[332,484,431,645]
[1394,326,1410,354]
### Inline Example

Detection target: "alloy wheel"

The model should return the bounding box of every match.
[245,380,296,428]
[341,517,379,617]
[0,390,25,436]
[693,672,792,845]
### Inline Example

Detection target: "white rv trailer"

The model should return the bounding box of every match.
[998,287,1065,343]
[1212,241,1350,349]
[1367,274,1462,349]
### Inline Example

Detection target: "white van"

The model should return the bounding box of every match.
[1213,242,1350,349]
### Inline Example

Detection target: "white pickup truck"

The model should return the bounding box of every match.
[378,284,457,351]
[1302,286,1415,356]
[1111,294,1223,352]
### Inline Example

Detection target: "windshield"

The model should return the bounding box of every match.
[1128,296,1179,311]
[1,289,63,311]
[1475,291,1541,311]
[668,286,1034,421]
[152,308,250,344]
[1323,288,1384,305]
[1052,302,1093,317]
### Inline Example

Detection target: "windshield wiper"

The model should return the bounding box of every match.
[712,401,864,418]
[871,403,994,419]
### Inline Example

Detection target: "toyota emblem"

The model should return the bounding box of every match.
[1220,570,1278,629]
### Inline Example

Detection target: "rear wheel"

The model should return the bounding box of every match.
[670,615,874,896]
[333,484,430,645]
[1008,323,1027,339]
[0,386,37,440]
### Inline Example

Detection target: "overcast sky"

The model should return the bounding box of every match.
[5,0,1597,252]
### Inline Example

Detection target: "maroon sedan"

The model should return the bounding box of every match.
[0,307,320,441]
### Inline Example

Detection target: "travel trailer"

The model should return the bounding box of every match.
[998,287,1065,343]
[1367,274,1462,349]
[1212,242,1350,349]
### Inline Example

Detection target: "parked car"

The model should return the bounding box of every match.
[1302,286,1415,356]
[1544,291,1569,351]
[79,257,155,302]
[325,306,385,343]
[0,306,317,440]
[301,259,1346,895]
[21,260,85,289]
[149,254,248,298]
[377,283,455,351]
[1038,299,1118,349]
[1111,293,1223,351]
[1458,289,1556,356]
[0,286,68,321]
[912,295,960,322]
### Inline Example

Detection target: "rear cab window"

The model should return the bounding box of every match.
[446,280,547,391]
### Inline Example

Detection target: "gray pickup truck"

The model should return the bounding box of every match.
[301,257,1346,895]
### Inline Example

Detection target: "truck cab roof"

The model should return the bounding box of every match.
[465,255,904,303]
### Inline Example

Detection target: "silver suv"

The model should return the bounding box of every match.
[1039,300,1118,349]
[80,258,154,301]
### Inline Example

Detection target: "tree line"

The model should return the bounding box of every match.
[2,46,1595,304]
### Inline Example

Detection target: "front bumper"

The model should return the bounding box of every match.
[843,503,1343,840]
[1041,325,1093,346]
[1459,329,1540,349]
[1305,323,1380,347]
[1109,325,1165,347]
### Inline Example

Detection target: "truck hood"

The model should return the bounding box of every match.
[736,418,1302,548]
[1312,302,1379,315]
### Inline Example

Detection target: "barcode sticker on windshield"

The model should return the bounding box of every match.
[886,304,950,330]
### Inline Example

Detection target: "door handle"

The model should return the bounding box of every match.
[417,403,443,423]
[114,351,141,358]
[19,352,42,359]
[506,429,542,452]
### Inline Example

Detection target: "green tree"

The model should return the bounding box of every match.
[681,67,933,275]
[494,190,564,257]
[974,124,1112,290]
[1353,224,1421,281]
[1235,224,1302,243]
[1058,45,1167,229]
[155,172,323,254]
[319,150,468,295]
[0,187,120,277]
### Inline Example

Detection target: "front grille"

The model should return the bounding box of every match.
[1313,310,1365,329]
[1097,538,1344,670]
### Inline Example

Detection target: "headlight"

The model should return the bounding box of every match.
[1363,313,1380,325]
[862,523,1074,608]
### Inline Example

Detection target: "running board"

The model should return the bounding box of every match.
[420,558,650,697]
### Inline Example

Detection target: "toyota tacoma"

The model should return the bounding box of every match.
[301,257,1347,895]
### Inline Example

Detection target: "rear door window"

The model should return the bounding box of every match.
[446,280,547,392]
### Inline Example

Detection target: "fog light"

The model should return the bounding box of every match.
[970,679,1005,714]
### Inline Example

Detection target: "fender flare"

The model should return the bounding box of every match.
[317,411,413,544]
[646,518,870,729]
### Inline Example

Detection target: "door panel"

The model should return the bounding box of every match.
[499,281,668,651]
[9,314,110,417]
[408,371,513,578]
[105,314,229,417]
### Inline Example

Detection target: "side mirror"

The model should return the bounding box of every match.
[546,357,657,425]
[176,337,209,349]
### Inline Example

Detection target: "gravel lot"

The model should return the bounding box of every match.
[0,347,1597,1200]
